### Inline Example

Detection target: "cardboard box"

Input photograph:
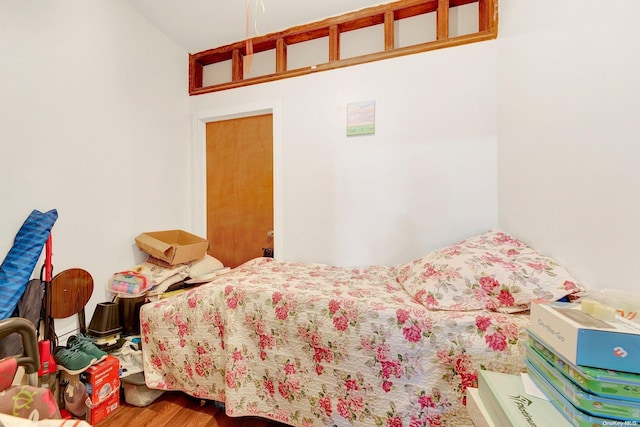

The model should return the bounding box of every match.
[529,301,640,374]
[80,356,121,424]
[135,230,209,265]
[477,370,571,426]
[86,387,120,425]
[80,356,120,405]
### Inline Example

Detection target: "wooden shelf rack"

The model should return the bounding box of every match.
[189,0,498,95]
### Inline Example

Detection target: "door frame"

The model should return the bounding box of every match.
[192,100,283,259]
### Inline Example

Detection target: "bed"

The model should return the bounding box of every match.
[140,229,582,426]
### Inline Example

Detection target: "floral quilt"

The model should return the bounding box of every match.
[141,257,531,426]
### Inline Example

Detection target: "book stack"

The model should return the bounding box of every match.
[525,301,640,426]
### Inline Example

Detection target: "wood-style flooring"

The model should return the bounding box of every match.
[95,391,290,427]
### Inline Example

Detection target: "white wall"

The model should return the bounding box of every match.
[497,1,640,292]
[191,42,500,267]
[0,1,190,337]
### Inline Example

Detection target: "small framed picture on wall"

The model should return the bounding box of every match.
[347,100,375,136]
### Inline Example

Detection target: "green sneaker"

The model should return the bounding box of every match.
[54,347,96,374]
[68,334,108,362]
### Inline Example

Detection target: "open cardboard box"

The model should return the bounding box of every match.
[135,230,209,265]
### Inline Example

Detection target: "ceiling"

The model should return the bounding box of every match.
[125,0,388,54]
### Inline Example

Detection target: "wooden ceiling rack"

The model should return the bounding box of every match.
[189,0,498,95]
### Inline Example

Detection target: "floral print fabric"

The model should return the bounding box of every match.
[141,257,532,426]
[395,229,583,312]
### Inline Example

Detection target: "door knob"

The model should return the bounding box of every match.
[267,230,274,238]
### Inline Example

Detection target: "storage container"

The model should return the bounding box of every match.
[121,372,164,407]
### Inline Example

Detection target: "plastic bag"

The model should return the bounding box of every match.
[108,266,153,297]
[580,288,640,322]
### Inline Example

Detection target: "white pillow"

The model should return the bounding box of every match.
[189,254,224,278]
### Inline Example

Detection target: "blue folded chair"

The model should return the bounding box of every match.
[0,209,57,320]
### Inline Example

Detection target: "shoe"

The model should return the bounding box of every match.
[54,347,96,375]
[68,334,108,362]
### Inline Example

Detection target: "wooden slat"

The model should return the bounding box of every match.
[437,0,449,40]
[479,0,498,33]
[384,10,395,51]
[329,25,340,61]
[276,38,287,73]
[395,0,436,19]
[191,30,496,96]
[231,48,243,81]
[189,55,203,94]
[190,0,496,95]
[191,0,476,64]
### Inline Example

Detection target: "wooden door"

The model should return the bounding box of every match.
[206,114,273,268]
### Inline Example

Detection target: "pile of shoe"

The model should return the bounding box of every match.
[54,334,108,375]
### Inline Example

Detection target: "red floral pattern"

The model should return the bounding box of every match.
[141,257,531,426]
[396,229,583,312]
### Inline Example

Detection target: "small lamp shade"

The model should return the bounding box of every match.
[88,302,121,337]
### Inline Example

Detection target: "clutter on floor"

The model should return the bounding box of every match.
[1,223,227,425]
[110,336,143,377]
[127,229,228,300]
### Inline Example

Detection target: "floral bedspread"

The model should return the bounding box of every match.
[140,257,530,426]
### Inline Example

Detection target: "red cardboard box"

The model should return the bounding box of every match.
[80,356,120,404]
[87,387,120,425]
[79,355,120,424]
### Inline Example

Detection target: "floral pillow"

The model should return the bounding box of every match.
[395,229,583,312]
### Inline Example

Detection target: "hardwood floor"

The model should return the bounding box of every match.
[95,391,289,427]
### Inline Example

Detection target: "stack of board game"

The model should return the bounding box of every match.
[525,301,640,426]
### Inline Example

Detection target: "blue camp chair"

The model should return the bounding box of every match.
[0,209,57,321]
